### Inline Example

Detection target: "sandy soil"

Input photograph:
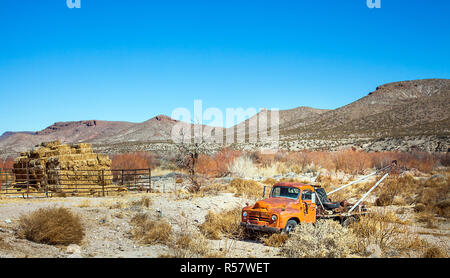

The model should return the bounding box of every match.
[0,175,448,258]
[0,190,282,258]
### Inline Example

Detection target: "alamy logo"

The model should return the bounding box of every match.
[66,0,81,9]
[170,100,280,153]
[367,0,381,8]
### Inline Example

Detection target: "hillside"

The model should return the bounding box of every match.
[0,79,449,157]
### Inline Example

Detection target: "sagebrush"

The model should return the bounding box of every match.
[18,207,84,245]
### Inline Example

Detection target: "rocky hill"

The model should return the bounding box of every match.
[0,79,449,157]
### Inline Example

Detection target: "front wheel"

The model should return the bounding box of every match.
[283,220,298,234]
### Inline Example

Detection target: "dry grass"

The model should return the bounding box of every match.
[228,156,259,178]
[129,213,171,245]
[261,233,289,247]
[262,178,277,185]
[130,196,152,208]
[199,207,244,240]
[105,200,128,209]
[349,211,427,256]
[281,220,356,258]
[421,246,447,258]
[165,232,221,258]
[415,174,450,218]
[17,207,84,246]
[159,215,222,258]
[228,178,264,199]
[152,167,183,176]
[262,149,442,175]
[0,235,12,251]
[415,211,438,228]
[77,199,91,208]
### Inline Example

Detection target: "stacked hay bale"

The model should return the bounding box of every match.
[13,141,112,194]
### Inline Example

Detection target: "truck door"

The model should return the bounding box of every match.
[301,189,317,223]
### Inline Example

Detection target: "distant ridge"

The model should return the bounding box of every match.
[0,79,449,157]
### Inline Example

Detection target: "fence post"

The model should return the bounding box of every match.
[44,170,48,198]
[121,169,124,186]
[26,167,30,199]
[134,169,138,191]
[147,168,151,193]
[102,169,105,197]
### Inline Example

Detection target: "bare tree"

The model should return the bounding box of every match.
[173,123,209,193]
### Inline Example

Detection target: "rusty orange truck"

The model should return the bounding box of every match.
[241,161,397,233]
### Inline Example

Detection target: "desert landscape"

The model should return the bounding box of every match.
[1,142,449,258]
[1,1,449,263]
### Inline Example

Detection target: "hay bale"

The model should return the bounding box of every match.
[12,141,112,192]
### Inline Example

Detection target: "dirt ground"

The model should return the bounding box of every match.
[0,191,283,258]
[0,176,448,258]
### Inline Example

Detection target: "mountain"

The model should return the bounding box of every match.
[0,120,135,155]
[281,79,450,139]
[0,79,449,157]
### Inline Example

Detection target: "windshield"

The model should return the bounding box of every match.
[270,186,300,199]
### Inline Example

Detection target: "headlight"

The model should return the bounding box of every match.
[271,215,277,221]
[243,212,248,217]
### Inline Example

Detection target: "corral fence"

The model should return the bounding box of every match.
[0,168,154,199]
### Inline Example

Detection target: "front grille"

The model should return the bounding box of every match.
[248,212,270,223]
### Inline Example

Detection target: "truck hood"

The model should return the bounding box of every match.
[252,197,298,210]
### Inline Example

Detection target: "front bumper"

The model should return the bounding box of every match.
[240,222,281,233]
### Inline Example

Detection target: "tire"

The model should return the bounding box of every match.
[283,220,298,234]
[342,216,356,227]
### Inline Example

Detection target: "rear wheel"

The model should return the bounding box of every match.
[283,220,298,234]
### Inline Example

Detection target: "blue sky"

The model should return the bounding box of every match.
[0,0,449,132]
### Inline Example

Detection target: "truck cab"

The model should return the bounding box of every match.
[240,182,318,233]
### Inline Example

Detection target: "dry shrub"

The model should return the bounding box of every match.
[111,152,157,170]
[228,156,258,178]
[261,233,288,247]
[414,203,426,212]
[18,207,84,245]
[0,236,12,251]
[332,149,371,174]
[106,200,127,209]
[262,178,277,185]
[199,207,244,240]
[422,246,447,258]
[78,199,91,208]
[256,162,287,177]
[435,199,450,218]
[374,176,411,207]
[130,196,152,208]
[375,193,394,206]
[167,232,218,258]
[0,158,14,169]
[278,177,310,183]
[281,151,334,174]
[129,213,171,245]
[415,212,438,228]
[349,211,418,255]
[229,178,264,199]
[197,183,224,196]
[196,148,241,178]
[250,151,278,167]
[0,158,14,187]
[414,174,450,218]
[279,150,441,175]
[281,220,356,258]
